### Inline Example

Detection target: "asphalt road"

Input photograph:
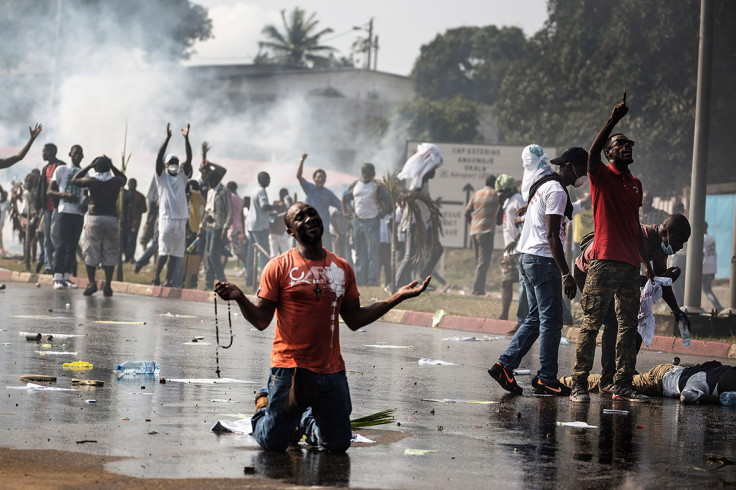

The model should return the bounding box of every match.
[1,282,734,488]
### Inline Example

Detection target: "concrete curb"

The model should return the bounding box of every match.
[2,269,733,359]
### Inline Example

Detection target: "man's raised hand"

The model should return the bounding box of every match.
[611,91,628,121]
[29,123,42,139]
[166,122,172,137]
[202,141,210,156]
[181,123,190,138]
[300,153,308,163]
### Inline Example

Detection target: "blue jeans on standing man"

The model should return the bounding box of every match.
[204,226,227,289]
[252,368,353,452]
[498,253,563,384]
[353,217,379,286]
[246,230,271,287]
[42,209,58,271]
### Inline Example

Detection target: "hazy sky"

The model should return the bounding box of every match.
[186,0,549,75]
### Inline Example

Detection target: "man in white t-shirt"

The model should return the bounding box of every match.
[488,147,588,397]
[153,123,193,287]
[494,174,525,320]
[342,163,390,286]
[48,144,85,289]
[702,222,722,312]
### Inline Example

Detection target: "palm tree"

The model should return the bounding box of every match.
[259,8,336,67]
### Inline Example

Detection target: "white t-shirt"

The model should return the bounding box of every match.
[51,165,84,215]
[516,180,568,258]
[353,181,379,219]
[502,193,525,246]
[156,170,189,220]
[703,233,717,275]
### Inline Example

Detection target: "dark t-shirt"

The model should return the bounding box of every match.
[82,177,126,217]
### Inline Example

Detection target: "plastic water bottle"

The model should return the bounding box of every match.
[560,337,570,346]
[720,392,736,406]
[115,361,161,375]
[185,237,199,254]
[677,318,691,347]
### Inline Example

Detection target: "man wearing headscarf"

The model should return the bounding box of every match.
[72,155,127,296]
[494,174,525,320]
[395,144,444,288]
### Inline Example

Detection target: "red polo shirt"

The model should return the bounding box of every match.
[589,162,642,267]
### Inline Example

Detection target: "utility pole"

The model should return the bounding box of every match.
[683,0,713,310]
[730,199,736,309]
[373,35,379,71]
[366,18,373,70]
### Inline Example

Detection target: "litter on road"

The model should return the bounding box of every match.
[36,350,78,356]
[557,421,598,429]
[602,409,629,415]
[421,398,498,404]
[167,378,257,384]
[7,383,75,391]
[365,344,414,349]
[418,358,457,366]
[19,374,57,382]
[93,320,146,325]
[405,449,438,456]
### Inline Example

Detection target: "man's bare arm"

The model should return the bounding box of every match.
[71,161,97,188]
[296,153,307,182]
[546,214,576,300]
[182,124,193,178]
[340,277,431,330]
[214,281,276,330]
[156,123,172,176]
[0,123,43,170]
[589,92,627,176]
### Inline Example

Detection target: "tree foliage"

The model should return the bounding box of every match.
[398,95,480,143]
[494,0,736,195]
[0,0,213,71]
[411,25,528,105]
[258,7,336,67]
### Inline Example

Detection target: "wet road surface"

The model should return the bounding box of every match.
[1,283,735,488]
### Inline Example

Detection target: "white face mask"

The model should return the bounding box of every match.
[167,164,180,175]
[571,164,588,188]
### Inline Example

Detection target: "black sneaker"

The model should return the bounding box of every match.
[569,383,590,403]
[612,385,650,403]
[488,362,523,395]
[532,376,571,396]
[83,282,98,296]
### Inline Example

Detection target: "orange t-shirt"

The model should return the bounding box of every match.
[258,248,360,374]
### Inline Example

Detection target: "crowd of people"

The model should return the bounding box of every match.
[0,123,448,298]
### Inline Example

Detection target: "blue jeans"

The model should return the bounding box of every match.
[246,230,270,287]
[204,226,227,288]
[353,217,379,285]
[42,209,58,270]
[516,268,529,324]
[252,368,352,452]
[53,213,83,275]
[499,253,563,383]
[135,223,158,270]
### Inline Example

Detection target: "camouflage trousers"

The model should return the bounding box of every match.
[572,259,640,387]
[562,363,675,397]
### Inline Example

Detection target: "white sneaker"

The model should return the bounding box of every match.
[53,281,66,290]
[64,280,78,289]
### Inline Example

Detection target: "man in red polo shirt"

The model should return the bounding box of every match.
[570,93,653,403]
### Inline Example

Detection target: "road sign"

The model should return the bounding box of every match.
[404,141,557,248]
